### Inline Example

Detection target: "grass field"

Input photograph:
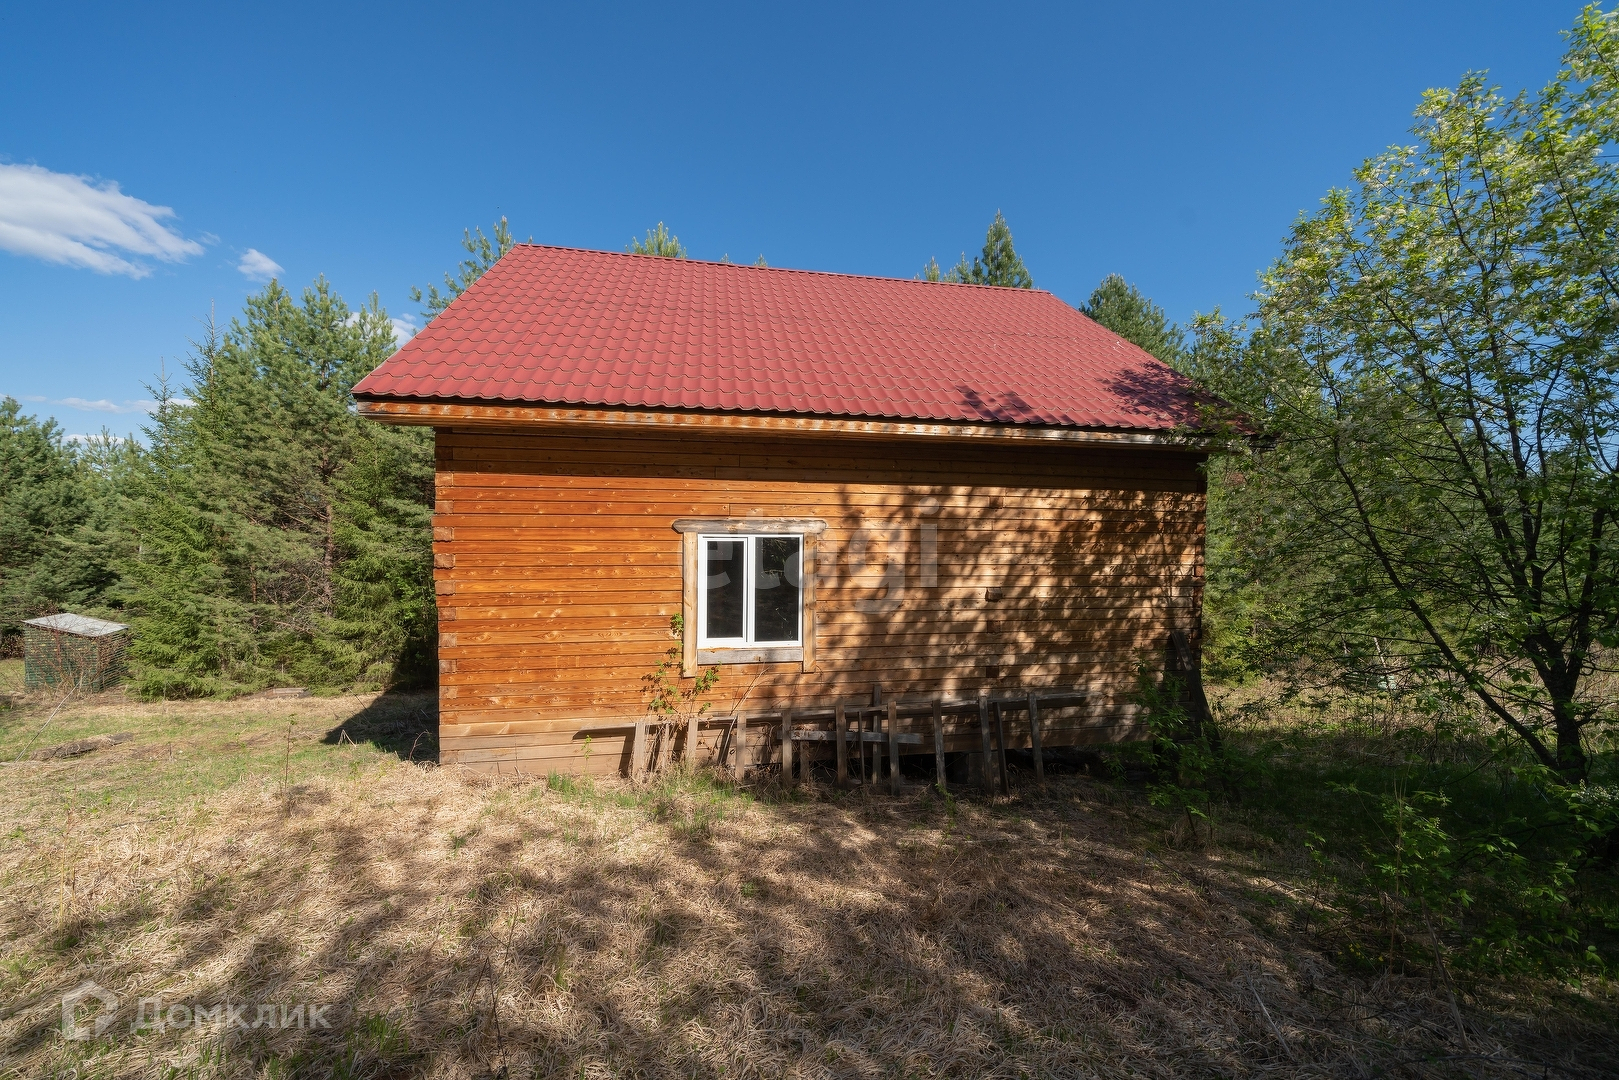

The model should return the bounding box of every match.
[0,688,1614,1079]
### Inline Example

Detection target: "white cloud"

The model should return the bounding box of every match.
[390,316,418,346]
[0,163,204,277]
[343,311,417,349]
[53,397,159,415]
[237,247,282,280]
[4,392,177,416]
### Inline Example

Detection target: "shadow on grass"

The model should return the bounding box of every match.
[322,692,438,762]
[7,763,1617,1079]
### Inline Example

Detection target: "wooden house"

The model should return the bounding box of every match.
[352,245,1213,782]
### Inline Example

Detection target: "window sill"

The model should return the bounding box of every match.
[698,646,805,666]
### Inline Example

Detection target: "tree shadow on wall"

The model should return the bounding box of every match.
[761,381,1212,761]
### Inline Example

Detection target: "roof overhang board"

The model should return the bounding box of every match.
[355,398,1218,453]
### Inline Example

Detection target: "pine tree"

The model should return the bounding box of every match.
[117,369,245,696]
[628,222,688,258]
[410,217,518,321]
[1081,274,1185,363]
[970,211,1033,287]
[55,430,140,619]
[0,399,123,637]
[120,282,435,695]
[921,211,1034,288]
[327,412,435,690]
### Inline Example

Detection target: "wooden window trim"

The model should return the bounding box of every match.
[672,518,828,536]
[698,646,804,666]
[674,518,823,675]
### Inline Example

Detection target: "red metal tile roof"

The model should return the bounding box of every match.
[352,244,1203,432]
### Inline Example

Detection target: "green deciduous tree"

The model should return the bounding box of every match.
[1081,274,1185,364]
[1192,5,1619,781]
[921,211,1034,288]
[628,222,688,259]
[410,217,518,321]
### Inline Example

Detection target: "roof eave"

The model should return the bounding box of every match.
[353,397,1221,452]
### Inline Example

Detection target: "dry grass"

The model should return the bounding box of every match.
[1,691,1615,1079]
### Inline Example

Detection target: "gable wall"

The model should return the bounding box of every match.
[433,427,1207,775]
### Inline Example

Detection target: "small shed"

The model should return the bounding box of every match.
[23,614,131,692]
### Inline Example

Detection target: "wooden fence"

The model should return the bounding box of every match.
[584,687,1091,795]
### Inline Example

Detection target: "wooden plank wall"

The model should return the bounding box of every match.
[433,428,1207,775]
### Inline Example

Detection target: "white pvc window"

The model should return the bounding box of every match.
[698,534,803,647]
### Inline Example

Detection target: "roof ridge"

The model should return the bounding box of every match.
[508,243,1057,296]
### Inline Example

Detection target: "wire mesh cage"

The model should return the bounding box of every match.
[22,614,131,693]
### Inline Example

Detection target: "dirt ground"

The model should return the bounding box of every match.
[0,689,1614,1078]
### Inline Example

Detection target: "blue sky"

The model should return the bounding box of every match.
[0,1,1592,439]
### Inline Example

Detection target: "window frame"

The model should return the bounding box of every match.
[696,533,804,650]
[673,518,826,674]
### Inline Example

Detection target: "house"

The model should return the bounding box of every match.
[352,245,1213,780]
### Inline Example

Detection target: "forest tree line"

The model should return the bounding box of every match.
[1,285,435,697]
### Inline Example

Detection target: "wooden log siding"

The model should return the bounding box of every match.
[432,428,1207,774]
